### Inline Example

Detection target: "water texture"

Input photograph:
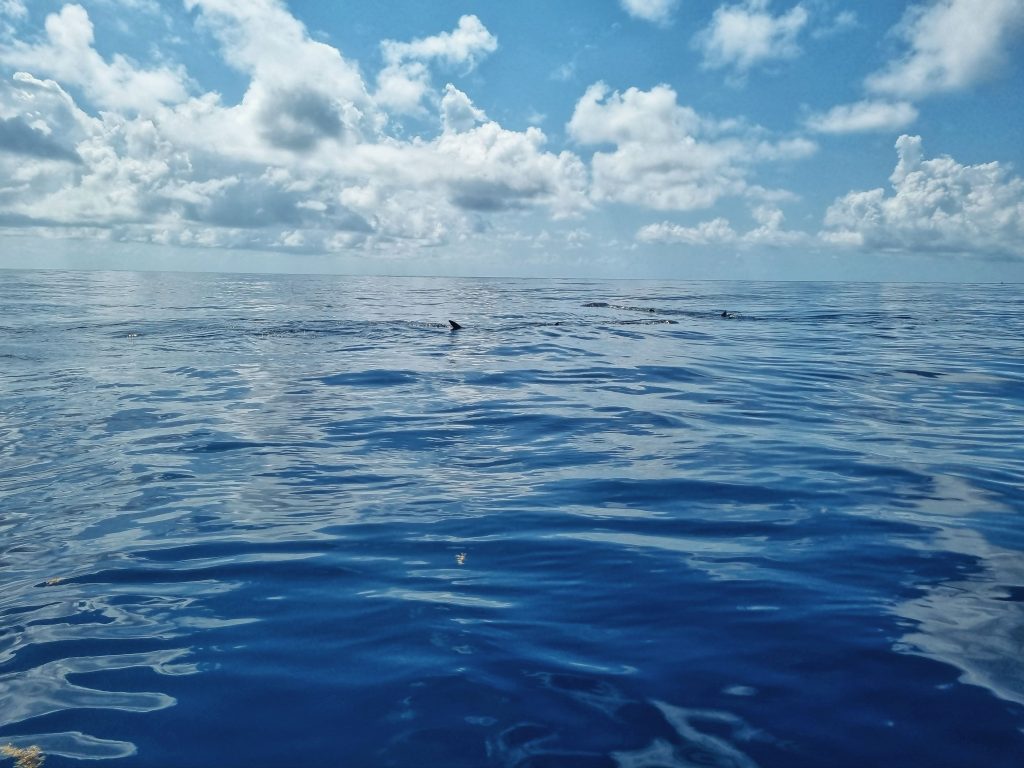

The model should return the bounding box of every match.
[1,270,1022,767]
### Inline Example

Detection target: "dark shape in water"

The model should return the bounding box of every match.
[448,320,462,331]
[721,311,736,319]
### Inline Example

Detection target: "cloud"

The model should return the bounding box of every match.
[0,4,586,255]
[0,115,81,162]
[812,9,858,39]
[185,0,380,149]
[823,135,1024,258]
[637,204,806,246]
[0,4,189,113]
[620,0,679,25]
[381,14,497,69]
[440,83,486,133]
[695,0,809,74]
[568,81,815,211]
[866,0,1024,99]
[805,100,919,134]
[376,15,497,116]
[637,218,737,244]
[0,1,26,20]
[367,97,590,219]
[812,2,1021,143]
[0,73,96,214]
[744,203,808,245]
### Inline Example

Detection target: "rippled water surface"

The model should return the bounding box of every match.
[2,270,1023,767]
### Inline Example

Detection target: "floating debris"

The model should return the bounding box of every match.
[1,744,45,768]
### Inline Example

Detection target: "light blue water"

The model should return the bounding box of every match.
[1,270,1023,767]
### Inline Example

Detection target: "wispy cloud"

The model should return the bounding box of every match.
[0,0,26,20]
[805,99,918,134]
[620,0,680,26]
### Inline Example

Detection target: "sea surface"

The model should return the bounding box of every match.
[1,269,1023,767]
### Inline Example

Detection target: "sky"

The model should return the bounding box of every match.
[0,0,1022,280]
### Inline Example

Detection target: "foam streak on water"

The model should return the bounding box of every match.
[1,271,1023,767]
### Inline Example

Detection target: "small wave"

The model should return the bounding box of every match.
[319,369,421,387]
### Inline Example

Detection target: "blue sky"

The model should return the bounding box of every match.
[0,0,1022,280]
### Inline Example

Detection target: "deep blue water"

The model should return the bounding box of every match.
[1,270,1023,767]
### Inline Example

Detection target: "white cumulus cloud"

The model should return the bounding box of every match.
[637,204,806,247]
[376,15,498,116]
[823,135,1024,258]
[695,0,809,74]
[620,0,679,25]
[0,2,588,255]
[440,83,487,133]
[568,81,815,211]
[805,100,919,134]
[0,4,189,113]
[185,0,380,150]
[866,0,1024,99]
[381,14,497,69]
[637,218,737,244]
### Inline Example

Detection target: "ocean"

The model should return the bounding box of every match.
[1,269,1022,767]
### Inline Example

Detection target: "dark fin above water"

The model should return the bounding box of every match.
[448,320,462,331]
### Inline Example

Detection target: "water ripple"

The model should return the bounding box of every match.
[1,272,1022,766]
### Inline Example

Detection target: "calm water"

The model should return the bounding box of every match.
[1,270,1023,767]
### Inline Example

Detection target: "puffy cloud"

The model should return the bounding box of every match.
[0,4,189,113]
[695,0,809,74]
[0,71,96,140]
[568,81,815,211]
[0,115,82,162]
[381,14,497,70]
[434,119,589,217]
[0,8,585,253]
[184,0,380,149]
[637,205,806,246]
[376,15,497,115]
[620,0,679,25]
[375,60,431,116]
[0,73,96,215]
[805,100,918,134]
[637,218,737,244]
[341,94,589,224]
[823,135,1024,258]
[866,0,1024,99]
[744,203,807,246]
[813,2,1021,141]
[568,82,702,146]
[440,83,486,133]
